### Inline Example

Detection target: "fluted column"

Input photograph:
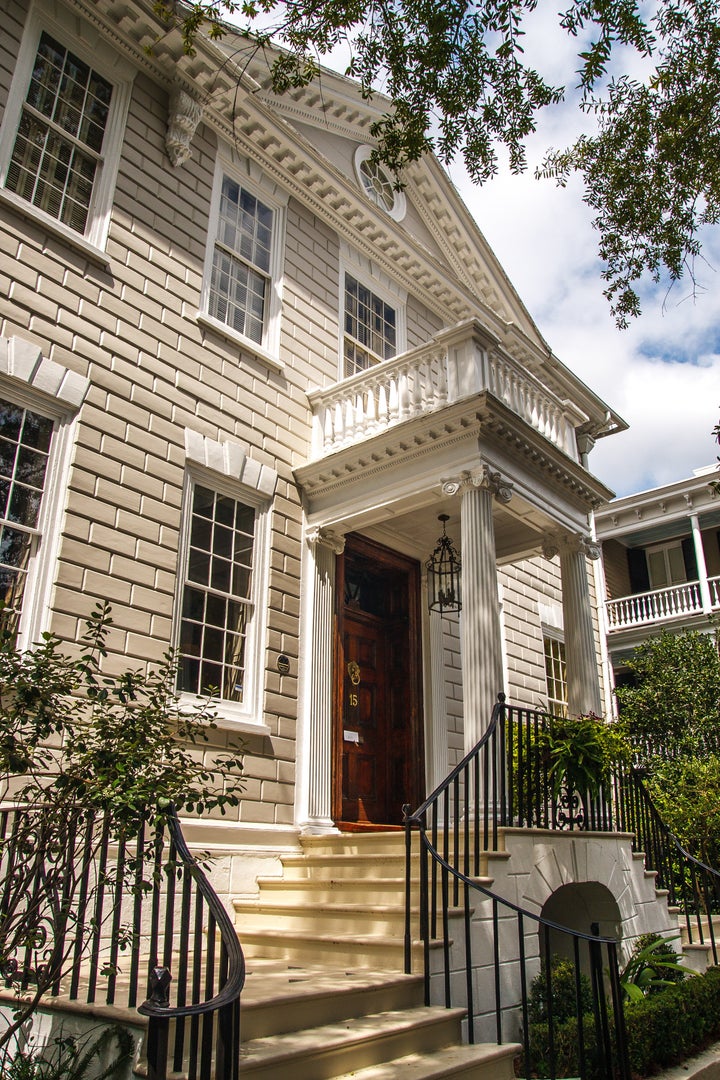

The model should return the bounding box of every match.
[428,603,450,790]
[548,534,603,717]
[444,466,512,752]
[301,527,345,831]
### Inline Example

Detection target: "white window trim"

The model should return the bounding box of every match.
[542,628,568,717]
[0,2,134,255]
[198,149,287,371]
[174,431,277,733]
[353,145,407,222]
[0,336,90,649]
[338,244,407,381]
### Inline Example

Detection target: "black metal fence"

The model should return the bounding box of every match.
[403,694,720,1080]
[0,803,243,1080]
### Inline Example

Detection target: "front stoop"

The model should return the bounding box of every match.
[234,831,497,971]
[238,960,519,1080]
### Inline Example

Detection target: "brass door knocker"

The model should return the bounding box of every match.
[347,661,361,686]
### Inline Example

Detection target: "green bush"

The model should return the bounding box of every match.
[528,955,593,1024]
[523,965,720,1079]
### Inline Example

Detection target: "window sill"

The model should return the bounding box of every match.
[196,312,284,373]
[179,693,271,738]
[0,187,111,269]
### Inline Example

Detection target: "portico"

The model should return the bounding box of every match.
[294,318,619,832]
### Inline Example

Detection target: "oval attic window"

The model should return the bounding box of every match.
[354,146,406,222]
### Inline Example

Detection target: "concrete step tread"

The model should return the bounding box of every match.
[331,1041,521,1079]
[240,960,423,1008]
[239,1005,466,1066]
[240,928,435,947]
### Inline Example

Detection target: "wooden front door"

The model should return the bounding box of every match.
[334,535,423,827]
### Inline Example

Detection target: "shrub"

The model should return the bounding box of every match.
[523,966,720,1079]
[528,955,593,1024]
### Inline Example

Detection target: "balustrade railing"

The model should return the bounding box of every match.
[605,576,720,631]
[308,320,583,461]
[0,803,243,1080]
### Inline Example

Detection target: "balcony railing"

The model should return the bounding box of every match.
[307,320,585,461]
[605,575,720,631]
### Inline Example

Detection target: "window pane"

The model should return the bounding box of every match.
[177,488,257,704]
[210,176,273,341]
[6,32,112,235]
[544,636,568,717]
[343,274,396,377]
[0,400,53,637]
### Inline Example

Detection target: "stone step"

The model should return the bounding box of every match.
[240,928,432,970]
[235,899,417,936]
[253,875,494,907]
[237,1004,468,1079]
[332,1041,521,1080]
[278,853,409,880]
[240,960,425,1041]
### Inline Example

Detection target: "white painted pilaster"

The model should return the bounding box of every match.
[297,527,345,833]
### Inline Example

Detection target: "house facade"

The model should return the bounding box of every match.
[595,466,720,689]
[0,0,626,890]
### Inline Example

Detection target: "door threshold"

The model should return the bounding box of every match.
[334,821,404,832]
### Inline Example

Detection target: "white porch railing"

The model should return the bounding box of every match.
[605,575,720,631]
[307,319,585,461]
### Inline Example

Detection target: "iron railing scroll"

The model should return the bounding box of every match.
[0,803,244,1080]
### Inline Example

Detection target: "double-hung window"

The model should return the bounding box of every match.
[0,10,132,251]
[543,635,568,717]
[201,157,286,364]
[177,485,256,703]
[0,400,54,638]
[343,274,397,378]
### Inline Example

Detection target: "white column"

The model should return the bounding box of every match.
[445,466,512,753]
[299,527,344,832]
[690,514,712,613]
[428,605,450,791]
[552,535,603,718]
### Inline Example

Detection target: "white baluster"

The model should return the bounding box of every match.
[388,376,399,423]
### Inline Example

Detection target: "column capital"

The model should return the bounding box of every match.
[307,527,346,555]
[543,532,600,561]
[441,465,513,504]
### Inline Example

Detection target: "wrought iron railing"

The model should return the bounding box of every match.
[613,764,720,965]
[403,697,630,1080]
[0,803,244,1079]
[404,694,720,1079]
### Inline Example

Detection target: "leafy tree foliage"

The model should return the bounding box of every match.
[647,755,720,867]
[615,628,720,866]
[159,0,720,324]
[0,602,244,1053]
[615,627,720,756]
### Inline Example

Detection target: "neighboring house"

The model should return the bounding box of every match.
[0,0,626,882]
[595,466,720,687]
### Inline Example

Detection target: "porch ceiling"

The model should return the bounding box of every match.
[358,491,550,565]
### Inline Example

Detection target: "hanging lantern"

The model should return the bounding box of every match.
[426,514,461,613]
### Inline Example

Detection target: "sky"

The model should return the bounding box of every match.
[228,3,720,499]
[443,9,720,499]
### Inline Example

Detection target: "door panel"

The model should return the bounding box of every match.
[333,535,423,827]
[342,618,387,822]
